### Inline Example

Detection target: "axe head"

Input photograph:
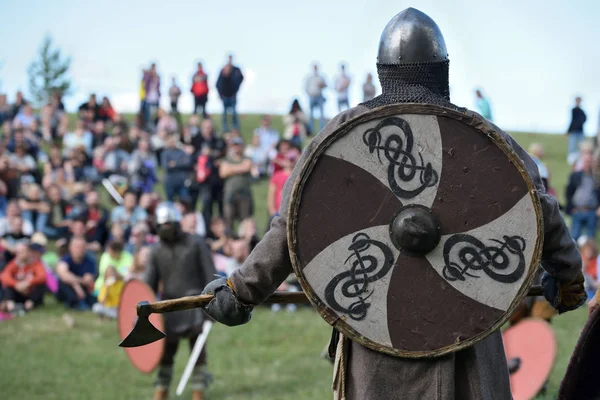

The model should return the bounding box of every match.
[119,301,166,348]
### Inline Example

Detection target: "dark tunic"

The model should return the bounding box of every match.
[145,232,216,337]
[228,105,581,399]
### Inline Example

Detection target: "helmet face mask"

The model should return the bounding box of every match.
[154,202,182,242]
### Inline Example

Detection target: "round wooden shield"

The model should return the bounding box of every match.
[503,319,556,400]
[288,104,543,358]
[118,279,164,373]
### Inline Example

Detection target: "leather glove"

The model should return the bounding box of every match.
[542,271,587,314]
[202,277,253,326]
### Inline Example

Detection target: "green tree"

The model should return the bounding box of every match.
[27,35,72,105]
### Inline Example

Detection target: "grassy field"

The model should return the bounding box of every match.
[0,114,591,399]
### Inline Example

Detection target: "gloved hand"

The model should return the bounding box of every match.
[202,277,253,326]
[542,271,587,314]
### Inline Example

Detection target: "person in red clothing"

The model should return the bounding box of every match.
[266,148,300,231]
[191,62,209,118]
[0,241,46,313]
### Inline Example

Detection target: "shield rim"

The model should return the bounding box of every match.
[117,279,165,373]
[287,103,544,358]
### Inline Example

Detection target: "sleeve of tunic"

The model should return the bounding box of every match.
[492,120,582,283]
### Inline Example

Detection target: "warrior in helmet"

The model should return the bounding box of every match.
[145,202,216,400]
[202,8,585,399]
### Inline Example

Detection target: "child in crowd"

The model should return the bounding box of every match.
[580,238,599,300]
[92,265,124,319]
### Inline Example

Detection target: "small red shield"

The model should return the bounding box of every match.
[118,279,165,373]
[503,318,556,400]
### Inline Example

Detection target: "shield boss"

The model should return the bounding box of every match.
[287,104,543,358]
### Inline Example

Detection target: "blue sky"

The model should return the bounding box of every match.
[1,0,598,134]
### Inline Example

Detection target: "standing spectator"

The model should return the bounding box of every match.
[0,94,11,124]
[335,64,351,111]
[191,63,210,118]
[169,77,181,113]
[567,96,587,165]
[196,119,226,228]
[282,100,308,149]
[0,242,47,313]
[216,55,244,132]
[219,137,253,231]
[161,134,193,202]
[305,64,327,132]
[55,236,97,310]
[253,115,280,174]
[565,152,600,241]
[10,91,28,120]
[144,63,161,130]
[475,89,493,121]
[362,73,376,102]
[267,150,299,230]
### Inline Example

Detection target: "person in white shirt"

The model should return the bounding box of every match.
[335,64,351,111]
[305,64,327,132]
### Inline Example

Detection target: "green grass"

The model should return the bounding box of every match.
[0,116,587,399]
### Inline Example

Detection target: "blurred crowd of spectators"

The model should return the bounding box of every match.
[0,58,310,317]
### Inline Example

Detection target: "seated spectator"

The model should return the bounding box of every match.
[283,100,309,148]
[252,115,280,174]
[110,191,148,233]
[237,218,259,252]
[155,108,177,134]
[8,127,38,159]
[102,136,131,177]
[0,241,47,313]
[219,137,253,231]
[13,104,37,130]
[38,184,70,240]
[175,199,205,237]
[128,138,158,194]
[55,236,97,310]
[207,217,229,254]
[127,245,150,281]
[125,221,153,254]
[10,91,28,120]
[63,119,93,156]
[94,240,132,295]
[19,183,46,232]
[161,134,193,201]
[1,216,32,265]
[9,145,37,182]
[91,120,108,149]
[92,265,124,319]
[0,200,34,237]
[181,212,198,235]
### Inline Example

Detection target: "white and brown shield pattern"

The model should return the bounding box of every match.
[287,104,543,358]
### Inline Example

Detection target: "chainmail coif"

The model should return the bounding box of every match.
[362,60,466,112]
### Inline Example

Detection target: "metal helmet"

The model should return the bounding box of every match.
[377,7,448,65]
[155,202,182,225]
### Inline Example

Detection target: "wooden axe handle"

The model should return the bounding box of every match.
[140,286,543,316]
[139,291,310,315]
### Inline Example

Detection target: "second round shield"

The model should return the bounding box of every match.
[118,279,165,373]
[287,104,543,358]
